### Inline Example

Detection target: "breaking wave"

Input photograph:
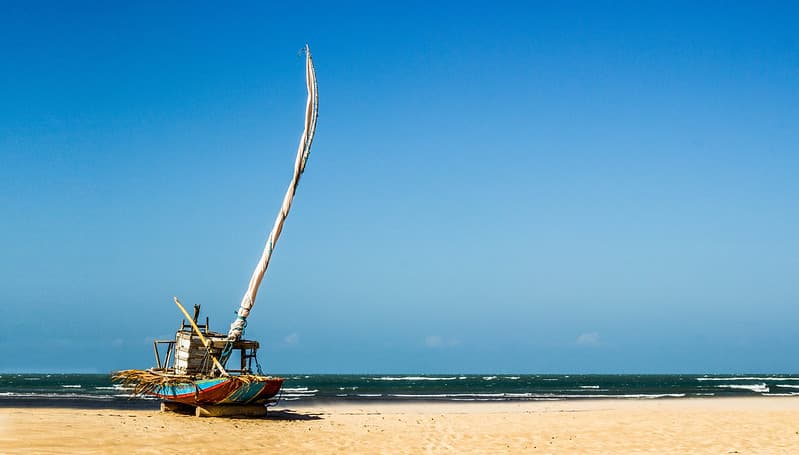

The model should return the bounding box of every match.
[715,383,770,393]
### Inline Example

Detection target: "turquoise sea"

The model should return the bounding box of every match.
[2,374,798,409]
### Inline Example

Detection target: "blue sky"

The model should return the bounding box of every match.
[1,1,797,373]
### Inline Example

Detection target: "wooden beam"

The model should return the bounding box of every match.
[173,297,228,376]
[153,341,162,369]
[163,341,174,369]
[161,401,195,415]
[195,404,266,418]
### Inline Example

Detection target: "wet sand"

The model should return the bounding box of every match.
[1,397,798,454]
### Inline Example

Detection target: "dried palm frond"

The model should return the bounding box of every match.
[112,369,276,397]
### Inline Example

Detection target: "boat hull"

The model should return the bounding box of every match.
[151,376,284,405]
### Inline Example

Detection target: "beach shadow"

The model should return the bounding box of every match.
[265,408,323,421]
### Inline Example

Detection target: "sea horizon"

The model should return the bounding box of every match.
[3,373,798,410]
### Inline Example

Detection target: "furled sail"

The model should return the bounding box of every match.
[227,45,319,341]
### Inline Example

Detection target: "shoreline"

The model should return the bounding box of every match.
[1,393,796,411]
[1,393,797,410]
[2,397,797,453]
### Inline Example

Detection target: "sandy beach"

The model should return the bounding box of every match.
[1,397,797,454]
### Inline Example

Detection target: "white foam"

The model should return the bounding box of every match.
[389,394,449,398]
[399,393,506,398]
[775,384,799,389]
[579,385,600,389]
[482,376,497,380]
[23,377,41,381]
[282,387,318,393]
[372,376,457,381]
[697,376,799,381]
[448,393,505,398]
[763,392,799,396]
[61,385,82,388]
[0,392,113,400]
[95,385,132,391]
[554,394,686,399]
[504,376,521,380]
[356,394,383,397]
[715,383,769,393]
[503,393,537,398]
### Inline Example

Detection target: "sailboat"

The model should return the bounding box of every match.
[114,46,319,417]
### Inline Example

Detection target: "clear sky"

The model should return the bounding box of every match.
[1,1,797,374]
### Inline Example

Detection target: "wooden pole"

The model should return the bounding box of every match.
[153,341,162,369]
[164,341,174,369]
[195,404,266,418]
[173,297,228,376]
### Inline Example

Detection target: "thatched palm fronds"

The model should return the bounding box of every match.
[112,369,275,397]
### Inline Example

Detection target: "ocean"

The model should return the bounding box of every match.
[2,374,798,409]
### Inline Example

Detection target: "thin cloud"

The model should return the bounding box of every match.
[575,332,601,347]
[425,335,460,348]
[283,332,299,345]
